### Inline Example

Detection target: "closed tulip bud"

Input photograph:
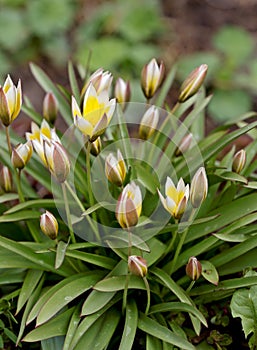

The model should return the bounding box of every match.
[43,92,58,124]
[128,255,147,277]
[114,78,131,111]
[0,166,12,192]
[40,211,58,240]
[178,64,208,103]
[82,68,113,96]
[232,149,246,174]
[186,256,202,281]
[90,137,102,156]
[11,141,33,169]
[175,133,193,156]
[139,106,159,140]
[105,149,126,186]
[190,167,208,208]
[141,58,165,99]
[44,141,70,183]
[0,75,22,126]
[116,182,142,229]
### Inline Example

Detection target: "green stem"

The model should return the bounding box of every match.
[170,101,180,114]
[122,272,130,315]
[186,280,195,293]
[168,208,197,275]
[16,169,25,203]
[61,182,76,244]
[86,141,94,207]
[143,276,151,314]
[5,126,12,155]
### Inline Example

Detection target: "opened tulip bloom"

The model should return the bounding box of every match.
[0,75,22,127]
[105,149,126,186]
[116,182,142,229]
[72,83,116,142]
[158,177,189,219]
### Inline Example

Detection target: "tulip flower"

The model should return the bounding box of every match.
[178,64,208,103]
[90,137,102,156]
[72,83,116,142]
[105,149,126,187]
[0,166,12,192]
[139,105,159,140]
[40,211,58,240]
[186,256,202,281]
[44,141,70,183]
[190,167,208,208]
[11,141,33,170]
[141,58,165,99]
[232,149,246,174]
[116,182,142,229]
[26,120,60,167]
[43,92,58,124]
[128,255,147,277]
[82,68,113,96]
[0,75,22,126]
[114,78,131,110]
[158,177,189,219]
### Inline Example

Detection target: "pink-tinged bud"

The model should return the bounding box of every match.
[232,149,246,174]
[0,75,22,126]
[186,256,202,281]
[128,255,147,277]
[190,167,208,208]
[105,149,126,187]
[82,68,113,96]
[43,92,58,124]
[0,166,12,192]
[178,64,208,103]
[44,141,70,183]
[11,141,33,170]
[114,78,131,111]
[40,211,58,240]
[175,133,193,156]
[90,137,102,156]
[116,182,142,229]
[141,58,165,99]
[139,105,159,140]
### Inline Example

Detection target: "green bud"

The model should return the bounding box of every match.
[232,149,246,174]
[43,92,58,124]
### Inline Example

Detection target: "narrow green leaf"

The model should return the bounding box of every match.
[36,271,105,326]
[55,241,69,269]
[23,307,75,342]
[138,313,195,350]
[81,290,116,316]
[82,201,114,216]
[218,171,248,184]
[119,299,138,350]
[68,61,80,102]
[0,210,41,222]
[94,275,146,292]
[0,193,19,203]
[41,336,64,350]
[16,269,44,314]
[146,334,163,350]
[149,302,207,320]
[22,103,43,124]
[155,64,177,107]
[73,308,120,350]
[4,199,63,214]
[65,249,116,270]
[63,304,81,350]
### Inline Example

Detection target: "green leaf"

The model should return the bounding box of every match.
[231,285,257,338]
[146,334,163,350]
[55,241,69,269]
[62,304,81,350]
[94,275,146,292]
[201,261,219,285]
[65,249,116,270]
[68,61,80,103]
[0,193,19,203]
[41,336,64,350]
[213,25,254,65]
[23,307,75,342]
[138,313,195,350]
[155,64,177,107]
[16,269,44,314]
[0,210,41,222]
[4,199,63,214]
[208,89,252,123]
[217,171,248,184]
[73,308,120,350]
[119,299,138,350]
[149,302,207,321]
[36,271,105,326]
[81,290,116,316]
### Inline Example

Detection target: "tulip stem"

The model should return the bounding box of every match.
[62,182,76,244]
[16,169,25,203]
[171,101,180,114]
[168,208,197,275]
[186,280,195,293]
[122,272,130,315]
[143,276,151,314]
[5,126,12,155]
